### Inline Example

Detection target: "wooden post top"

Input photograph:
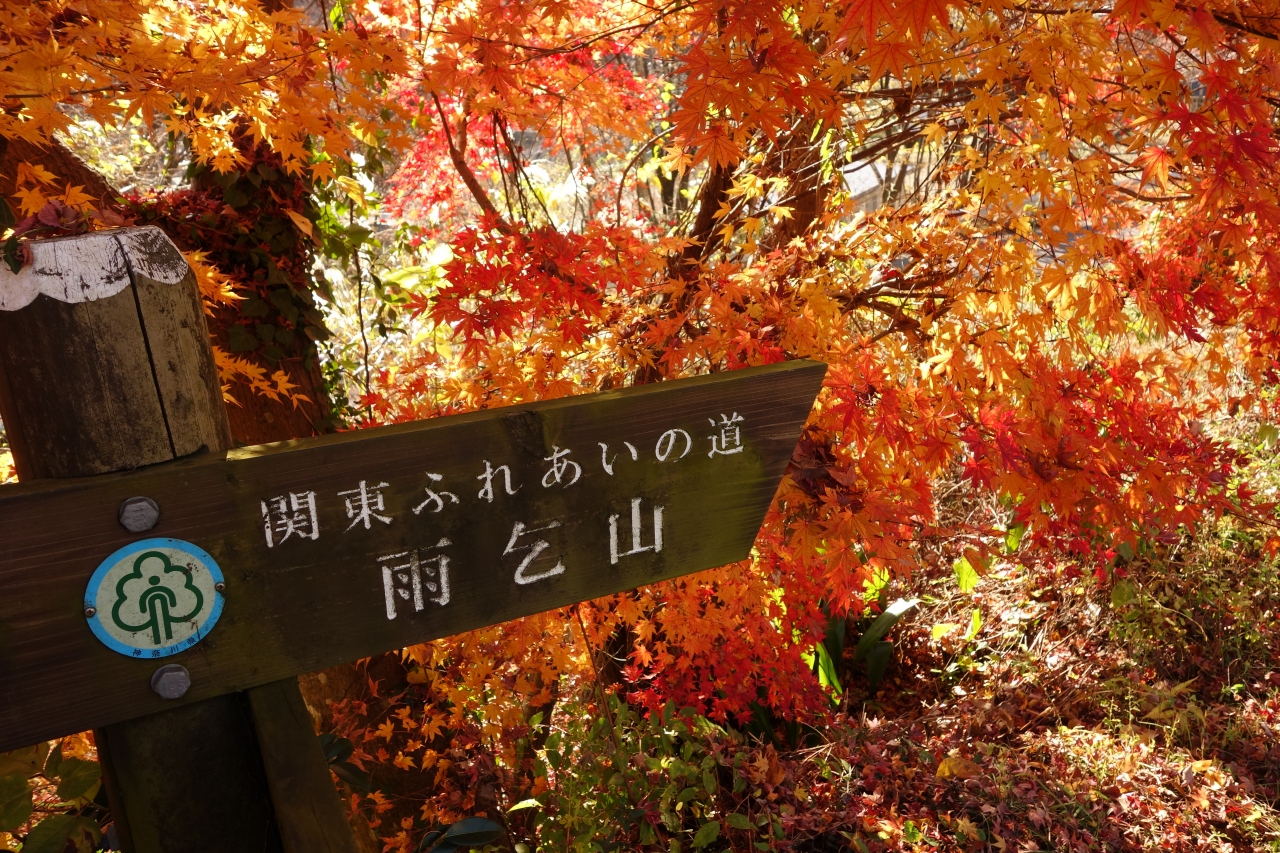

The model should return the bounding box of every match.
[0,225,231,481]
[0,227,189,311]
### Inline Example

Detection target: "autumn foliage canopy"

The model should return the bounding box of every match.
[5,0,1280,839]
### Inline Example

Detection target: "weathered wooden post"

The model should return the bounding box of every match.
[0,227,357,852]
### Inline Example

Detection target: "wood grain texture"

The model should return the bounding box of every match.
[0,228,191,310]
[0,359,826,751]
[95,694,284,853]
[125,230,232,458]
[0,229,228,479]
[248,680,360,853]
[0,285,176,479]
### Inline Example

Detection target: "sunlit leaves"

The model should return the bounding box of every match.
[357,0,1280,741]
[1,0,407,178]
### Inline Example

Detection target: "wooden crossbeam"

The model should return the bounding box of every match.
[0,358,825,752]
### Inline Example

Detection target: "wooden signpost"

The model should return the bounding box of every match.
[0,227,825,851]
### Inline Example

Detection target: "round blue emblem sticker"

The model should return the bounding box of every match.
[84,538,225,659]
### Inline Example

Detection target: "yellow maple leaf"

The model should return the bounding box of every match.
[954,816,980,840]
[335,175,366,206]
[187,251,242,309]
[376,720,395,740]
[16,162,58,187]
[62,184,95,210]
[14,186,47,216]
[936,755,981,779]
[420,715,446,740]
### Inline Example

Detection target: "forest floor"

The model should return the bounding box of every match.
[736,522,1280,852]
[317,501,1280,853]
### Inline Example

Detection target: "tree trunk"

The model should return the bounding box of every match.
[0,136,119,224]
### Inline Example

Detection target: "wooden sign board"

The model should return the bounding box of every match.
[0,359,825,751]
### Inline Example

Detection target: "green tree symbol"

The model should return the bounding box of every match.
[111,551,204,645]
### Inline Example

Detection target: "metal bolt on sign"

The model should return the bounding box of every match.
[118,496,160,532]
[150,664,191,700]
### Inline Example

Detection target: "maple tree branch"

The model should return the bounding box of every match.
[681,164,734,265]
[4,84,130,99]
[1112,184,1193,202]
[430,92,510,232]
[860,79,989,101]
[861,299,925,340]
[1014,4,1112,12]
[629,162,738,384]
[614,127,673,228]
[440,0,690,58]
[1211,12,1280,41]
[845,128,924,170]
[495,112,554,225]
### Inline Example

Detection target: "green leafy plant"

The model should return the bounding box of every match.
[0,740,104,852]
[531,695,784,851]
[318,732,372,793]
[417,817,504,852]
[853,598,920,690]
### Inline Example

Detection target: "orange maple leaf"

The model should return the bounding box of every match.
[864,38,914,83]
[843,0,896,44]
[904,0,951,38]
[1137,146,1174,191]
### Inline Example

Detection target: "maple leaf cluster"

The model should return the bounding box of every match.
[348,0,1280,779]
[1,0,407,181]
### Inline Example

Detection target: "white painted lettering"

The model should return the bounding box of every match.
[413,472,460,515]
[598,441,638,475]
[655,429,692,462]
[477,460,520,502]
[260,491,320,547]
[708,412,745,457]
[505,521,566,585]
[380,537,452,620]
[542,446,582,487]
[339,481,393,531]
[608,498,664,565]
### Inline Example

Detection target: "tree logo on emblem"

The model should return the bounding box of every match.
[110,551,205,645]
[85,538,225,659]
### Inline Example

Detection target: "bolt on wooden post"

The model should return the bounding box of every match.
[0,227,357,853]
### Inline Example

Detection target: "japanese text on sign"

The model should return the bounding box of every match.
[256,414,746,620]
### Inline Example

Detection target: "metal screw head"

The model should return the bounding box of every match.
[83,606,96,618]
[150,664,191,700]
[119,496,160,533]
[214,582,226,594]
